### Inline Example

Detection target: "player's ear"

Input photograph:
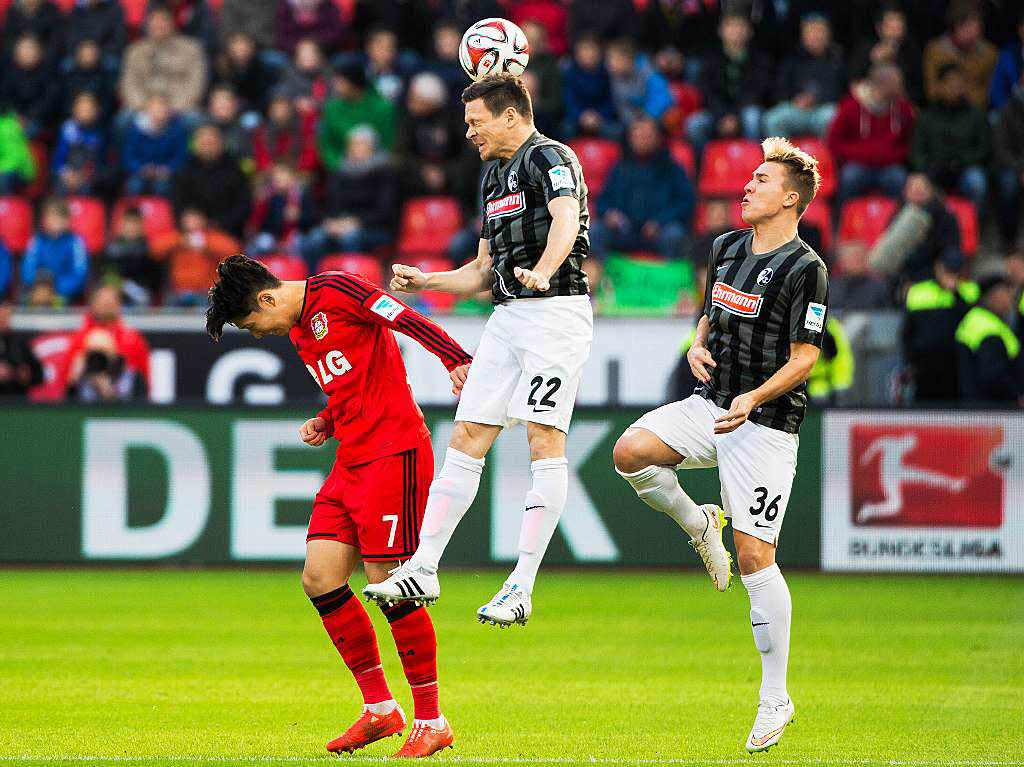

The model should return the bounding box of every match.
[258,290,276,307]
[505,106,516,125]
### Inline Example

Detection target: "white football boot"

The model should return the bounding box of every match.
[362,563,440,606]
[745,698,795,752]
[477,582,531,627]
[689,504,733,591]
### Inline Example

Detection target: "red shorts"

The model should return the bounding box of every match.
[307,435,434,561]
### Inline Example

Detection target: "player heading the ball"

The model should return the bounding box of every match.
[206,256,473,757]
[365,74,592,628]
[613,137,827,753]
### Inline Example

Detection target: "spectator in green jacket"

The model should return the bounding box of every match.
[0,101,36,194]
[909,61,990,209]
[317,58,395,171]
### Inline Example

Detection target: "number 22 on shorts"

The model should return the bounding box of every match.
[527,375,561,412]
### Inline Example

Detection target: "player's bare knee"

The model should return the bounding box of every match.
[613,429,649,474]
[527,423,565,461]
[449,421,497,459]
[734,536,776,576]
[301,565,339,597]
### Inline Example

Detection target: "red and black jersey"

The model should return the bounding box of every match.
[289,271,472,467]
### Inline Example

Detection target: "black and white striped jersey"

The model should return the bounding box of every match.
[479,130,590,302]
[699,229,829,433]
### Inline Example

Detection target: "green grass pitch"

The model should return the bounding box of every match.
[1,569,1021,767]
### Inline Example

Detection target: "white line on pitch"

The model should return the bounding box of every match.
[1,758,1022,766]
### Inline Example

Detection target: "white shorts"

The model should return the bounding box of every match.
[456,295,593,433]
[631,394,799,545]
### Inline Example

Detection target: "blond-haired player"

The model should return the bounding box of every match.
[613,137,827,752]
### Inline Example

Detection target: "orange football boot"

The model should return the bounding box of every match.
[325,706,406,754]
[392,719,454,758]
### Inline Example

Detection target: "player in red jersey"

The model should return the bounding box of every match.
[206,255,472,758]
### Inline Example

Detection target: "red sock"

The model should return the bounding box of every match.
[311,585,392,705]
[381,602,439,721]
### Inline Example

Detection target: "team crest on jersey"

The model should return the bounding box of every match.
[507,170,518,191]
[311,311,329,340]
[711,282,763,317]
[485,191,525,219]
[756,267,774,286]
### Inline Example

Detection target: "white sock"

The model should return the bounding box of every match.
[740,563,791,705]
[364,699,398,715]
[616,464,706,539]
[409,448,484,573]
[415,715,446,729]
[507,457,568,593]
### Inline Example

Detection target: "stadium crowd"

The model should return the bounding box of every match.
[0,0,1022,404]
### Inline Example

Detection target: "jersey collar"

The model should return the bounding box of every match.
[499,130,540,170]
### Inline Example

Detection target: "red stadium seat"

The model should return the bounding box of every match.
[53,0,74,11]
[567,137,621,197]
[120,0,147,27]
[0,196,33,253]
[259,254,308,281]
[944,195,979,256]
[667,138,696,178]
[397,196,462,256]
[395,254,457,312]
[317,253,384,286]
[67,196,107,255]
[837,195,898,247]
[791,136,836,198]
[112,196,176,241]
[801,197,833,255]
[694,199,745,234]
[25,141,48,200]
[698,139,764,197]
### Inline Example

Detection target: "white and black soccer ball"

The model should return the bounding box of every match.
[459,17,530,82]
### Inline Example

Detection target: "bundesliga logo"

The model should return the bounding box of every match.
[711,282,763,317]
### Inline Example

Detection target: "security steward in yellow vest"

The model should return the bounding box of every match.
[808,317,854,404]
[955,273,1022,406]
[903,255,978,402]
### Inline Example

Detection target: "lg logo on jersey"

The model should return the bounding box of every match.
[305,350,353,389]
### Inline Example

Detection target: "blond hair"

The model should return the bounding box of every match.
[761,136,821,216]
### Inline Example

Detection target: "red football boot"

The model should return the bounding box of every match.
[392,719,454,758]
[325,706,406,754]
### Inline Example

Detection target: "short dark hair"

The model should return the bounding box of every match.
[461,74,533,120]
[206,255,281,341]
[946,0,980,29]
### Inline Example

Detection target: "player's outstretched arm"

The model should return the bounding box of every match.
[391,239,495,297]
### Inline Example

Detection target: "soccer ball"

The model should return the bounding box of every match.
[459,18,530,82]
